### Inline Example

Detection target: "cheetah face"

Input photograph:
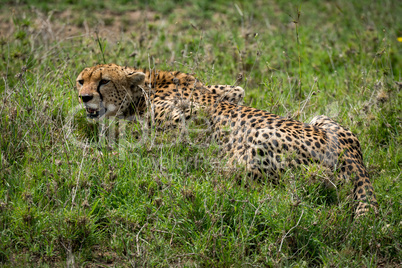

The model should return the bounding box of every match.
[76,64,145,119]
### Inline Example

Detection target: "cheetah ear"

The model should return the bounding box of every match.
[127,72,145,86]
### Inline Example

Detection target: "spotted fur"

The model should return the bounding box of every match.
[76,64,378,217]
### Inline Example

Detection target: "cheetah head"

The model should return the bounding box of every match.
[76,64,145,119]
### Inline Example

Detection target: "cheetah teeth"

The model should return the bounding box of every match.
[86,108,98,114]
[85,107,100,119]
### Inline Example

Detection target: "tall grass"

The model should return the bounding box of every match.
[0,0,401,266]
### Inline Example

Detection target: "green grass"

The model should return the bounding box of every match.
[1,0,401,266]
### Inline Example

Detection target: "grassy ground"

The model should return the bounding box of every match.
[0,0,401,266]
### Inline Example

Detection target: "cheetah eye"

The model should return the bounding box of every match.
[78,80,84,85]
[100,79,110,85]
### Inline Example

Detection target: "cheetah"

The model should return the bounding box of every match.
[76,63,378,217]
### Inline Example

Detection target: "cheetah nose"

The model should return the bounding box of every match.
[80,94,93,103]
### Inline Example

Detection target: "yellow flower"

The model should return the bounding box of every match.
[398,37,402,42]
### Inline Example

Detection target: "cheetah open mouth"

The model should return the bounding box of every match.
[85,107,99,118]
[85,107,107,119]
